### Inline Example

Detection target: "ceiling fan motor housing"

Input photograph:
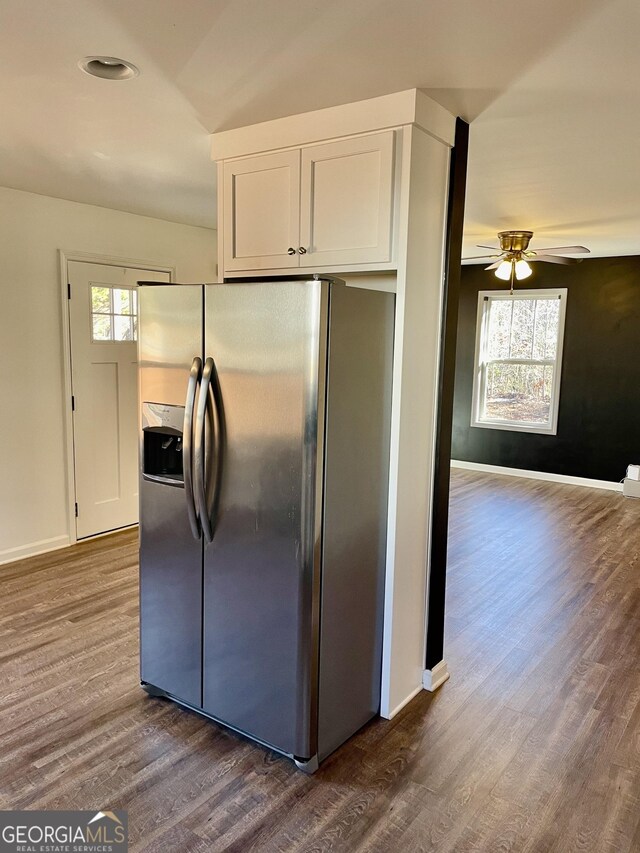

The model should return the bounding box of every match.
[498,231,533,253]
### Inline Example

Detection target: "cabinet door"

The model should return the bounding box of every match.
[223,150,301,271]
[299,131,395,268]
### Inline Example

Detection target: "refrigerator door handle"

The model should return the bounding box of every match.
[195,357,214,543]
[183,357,202,539]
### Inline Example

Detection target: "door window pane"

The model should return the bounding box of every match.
[114,288,134,315]
[114,314,134,341]
[91,286,111,314]
[92,314,112,341]
[90,284,138,342]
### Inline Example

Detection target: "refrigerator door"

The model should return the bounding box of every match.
[138,284,204,708]
[202,280,328,759]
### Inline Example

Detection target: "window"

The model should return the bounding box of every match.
[91,285,138,342]
[471,289,567,434]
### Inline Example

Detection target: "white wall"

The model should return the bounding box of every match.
[0,186,217,563]
[380,126,450,717]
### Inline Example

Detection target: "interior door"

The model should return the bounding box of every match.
[202,280,328,759]
[68,261,170,538]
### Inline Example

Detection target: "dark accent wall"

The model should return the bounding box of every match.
[452,255,640,482]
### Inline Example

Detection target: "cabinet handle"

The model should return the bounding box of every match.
[287,247,296,255]
[298,247,307,254]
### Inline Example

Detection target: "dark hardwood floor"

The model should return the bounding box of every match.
[1,470,639,851]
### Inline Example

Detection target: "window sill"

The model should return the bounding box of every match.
[470,419,558,436]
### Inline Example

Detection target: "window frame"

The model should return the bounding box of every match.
[470,288,568,435]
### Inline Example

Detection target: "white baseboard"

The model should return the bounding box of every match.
[384,684,423,720]
[623,478,640,498]
[451,460,623,493]
[423,660,450,692]
[0,535,70,566]
[384,663,452,718]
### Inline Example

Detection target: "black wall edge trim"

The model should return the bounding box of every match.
[425,117,469,671]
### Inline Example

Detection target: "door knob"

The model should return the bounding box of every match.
[298,247,307,254]
[287,247,296,255]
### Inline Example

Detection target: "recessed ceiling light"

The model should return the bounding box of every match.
[78,56,140,81]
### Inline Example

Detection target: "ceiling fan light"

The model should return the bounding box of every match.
[515,260,532,280]
[495,260,513,281]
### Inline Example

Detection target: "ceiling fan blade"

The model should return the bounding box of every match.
[463,254,501,260]
[530,254,582,265]
[484,260,503,270]
[476,244,501,251]
[529,245,590,255]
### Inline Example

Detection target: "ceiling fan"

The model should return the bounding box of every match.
[464,230,590,292]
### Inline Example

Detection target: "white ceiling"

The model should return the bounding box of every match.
[2,0,639,256]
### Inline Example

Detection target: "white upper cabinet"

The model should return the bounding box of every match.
[299,132,395,268]
[223,150,300,272]
[220,132,396,275]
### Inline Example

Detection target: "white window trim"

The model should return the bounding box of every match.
[470,288,568,435]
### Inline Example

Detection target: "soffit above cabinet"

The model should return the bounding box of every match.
[210,89,455,162]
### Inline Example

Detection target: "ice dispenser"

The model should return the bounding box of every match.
[142,402,185,486]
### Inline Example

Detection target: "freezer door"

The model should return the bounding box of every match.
[138,284,204,707]
[202,280,328,759]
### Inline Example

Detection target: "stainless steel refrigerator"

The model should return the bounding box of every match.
[138,277,394,771]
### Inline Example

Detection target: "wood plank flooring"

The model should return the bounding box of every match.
[1,471,639,851]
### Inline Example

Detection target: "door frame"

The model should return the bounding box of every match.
[59,250,175,545]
